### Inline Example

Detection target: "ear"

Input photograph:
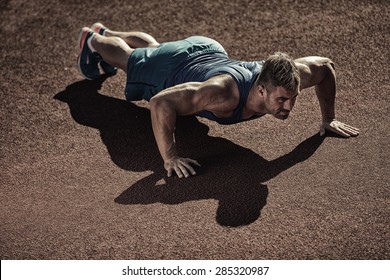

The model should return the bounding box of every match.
[258,85,266,96]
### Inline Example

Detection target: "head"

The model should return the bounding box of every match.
[256,52,300,120]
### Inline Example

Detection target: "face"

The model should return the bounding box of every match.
[263,86,298,120]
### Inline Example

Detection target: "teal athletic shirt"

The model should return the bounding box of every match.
[165,53,264,124]
[125,36,264,124]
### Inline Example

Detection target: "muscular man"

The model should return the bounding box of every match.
[77,23,359,178]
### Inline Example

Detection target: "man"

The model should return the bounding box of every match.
[77,23,359,178]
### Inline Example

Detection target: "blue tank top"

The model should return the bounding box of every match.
[165,53,264,124]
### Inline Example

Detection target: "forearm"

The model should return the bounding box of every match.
[315,62,336,122]
[149,82,204,162]
[150,95,204,178]
[150,98,178,162]
[296,57,359,137]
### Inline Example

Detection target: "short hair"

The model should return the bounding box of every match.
[256,52,300,94]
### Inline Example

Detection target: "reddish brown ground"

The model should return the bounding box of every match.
[1,0,389,259]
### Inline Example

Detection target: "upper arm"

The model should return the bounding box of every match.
[294,56,335,90]
[150,74,238,116]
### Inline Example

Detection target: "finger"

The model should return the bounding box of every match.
[346,127,360,136]
[174,166,184,178]
[333,127,350,137]
[167,168,173,177]
[350,130,359,136]
[181,162,197,176]
[178,164,190,178]
[187,159,201,167]
[340,125,360,136]
[333,122,360,133]
[341,123,360,131]
[328,122,350,137]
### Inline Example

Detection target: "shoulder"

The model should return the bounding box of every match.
[294,56,334,75]
[198,74,240,110]
[294,56,335,89]
[210,74,239,96]
[294,56,334,67]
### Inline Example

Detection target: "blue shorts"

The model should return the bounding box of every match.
[125,36,227,101]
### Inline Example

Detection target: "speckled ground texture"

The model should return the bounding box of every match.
[1,0,389,259]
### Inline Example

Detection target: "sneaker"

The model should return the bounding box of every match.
[77,27,101,80]
[100,60,118,76]
[90,22,118,77]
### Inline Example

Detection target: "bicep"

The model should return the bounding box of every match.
[150,82,202,116]
[295,56,335,90]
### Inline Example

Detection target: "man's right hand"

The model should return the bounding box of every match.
[164,157,201,178]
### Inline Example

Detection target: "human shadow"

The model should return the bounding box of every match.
[55,78,324,227]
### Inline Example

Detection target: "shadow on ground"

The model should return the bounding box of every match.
[55,78,324,227]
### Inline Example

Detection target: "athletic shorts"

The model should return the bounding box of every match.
[125,36,227,101]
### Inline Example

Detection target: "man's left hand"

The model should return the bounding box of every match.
[320,119,360,137]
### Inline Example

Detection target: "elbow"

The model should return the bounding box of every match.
[150,95,166,115]
[150,95,161,108]
[149,95,158,111]
[149,96,166,122]
[149,95,177,121]
[149,97,159,120]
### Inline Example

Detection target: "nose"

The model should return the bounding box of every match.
[283,99,294,111]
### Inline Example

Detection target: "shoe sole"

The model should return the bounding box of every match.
[77,27,93,80]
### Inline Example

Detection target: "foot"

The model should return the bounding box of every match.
[90,22,118,77]
[77,27,101,80]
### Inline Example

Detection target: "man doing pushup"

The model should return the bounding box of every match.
[76,23,359,178]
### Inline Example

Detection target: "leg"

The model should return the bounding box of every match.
[106,30,160,48]
[91,23,160,49]
[90,33,133,72]
[77,27,133,79]
[77,25,159,80]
